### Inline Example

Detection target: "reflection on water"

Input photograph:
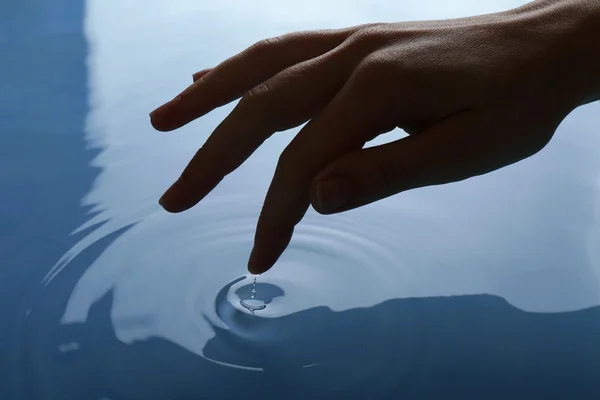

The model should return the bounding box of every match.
[23,283,600,399]
[3,0,600,398]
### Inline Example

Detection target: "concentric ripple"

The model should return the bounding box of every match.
[19,184,460,398]
[175,200,425,389]
[44,195,429,394]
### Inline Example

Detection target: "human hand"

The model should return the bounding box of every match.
[150,0,595,274]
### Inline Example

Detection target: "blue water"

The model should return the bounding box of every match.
[2,0,600,398]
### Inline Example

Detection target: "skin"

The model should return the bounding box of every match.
[150,0,600,274]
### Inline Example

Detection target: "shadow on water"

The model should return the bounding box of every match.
[28,281,600,400]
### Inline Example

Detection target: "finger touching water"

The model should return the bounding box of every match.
[151,3,595,274]
[247,65,397,274]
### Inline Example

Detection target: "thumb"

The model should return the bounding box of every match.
[309,142,410,215]
[309,110,492,214]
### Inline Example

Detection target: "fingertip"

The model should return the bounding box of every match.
[150,115,177,132]
[158,196,180,213]
[309,181,332,215]
[150,114,169,132]
[158,180,192,213]
[247,230,292,274]
[158,200,194,214]
[149,96,182,131]
[247,248,272,275]
[158,195,184,213]
[309,178,350,215]
[310,200,333,215]
[247,267,269,275]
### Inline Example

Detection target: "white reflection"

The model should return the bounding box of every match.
[53,0,600,364]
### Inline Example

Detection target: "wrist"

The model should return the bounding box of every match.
[506,0,600,108]
[545,0,600,106]
[566,0,600,104]
[579,1,600,103]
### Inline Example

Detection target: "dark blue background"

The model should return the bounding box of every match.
[0,0,101,398]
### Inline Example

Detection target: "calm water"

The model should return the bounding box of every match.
[2,0,600,398]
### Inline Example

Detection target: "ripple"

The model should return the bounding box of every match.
[47,196,428,394]
[240,299,267,311]
[168,202,424,382]
[197,272,423,391]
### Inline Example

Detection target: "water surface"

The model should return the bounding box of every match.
[2,0,600,398]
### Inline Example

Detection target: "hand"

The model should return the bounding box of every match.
[150,1,592,274]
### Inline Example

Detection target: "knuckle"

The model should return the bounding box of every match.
[353,22,387,32]
[250,35,283,53]
[238,80,282,131]
[345,24,390,51]
[245,81,272,100]
[262,35,284,47]
[352,49,414,101]
[239,81,274,109]
[355,51,399,78]
[348,52,399,100]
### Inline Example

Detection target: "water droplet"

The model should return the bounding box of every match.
[240,299,266,312]
[240,275,266,312]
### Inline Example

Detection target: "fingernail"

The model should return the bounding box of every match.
[315,178,349,213]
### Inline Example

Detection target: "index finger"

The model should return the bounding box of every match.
[149,26,370,132]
